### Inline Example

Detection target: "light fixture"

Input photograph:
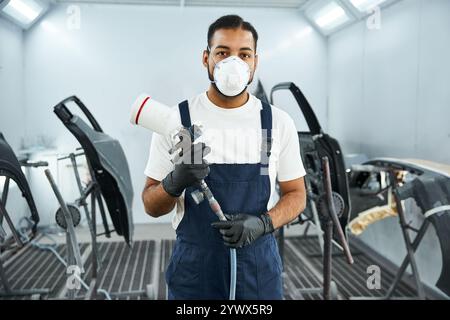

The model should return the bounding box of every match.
[305,0,352,35]
[0,0,48,29]
[349,0,387,12]
[314,2,348,29]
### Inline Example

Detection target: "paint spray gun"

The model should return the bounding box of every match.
[130,94,237,299]
[166,124,227,221]
[129,94,226,221]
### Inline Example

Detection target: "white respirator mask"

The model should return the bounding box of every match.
[211,56,251,97]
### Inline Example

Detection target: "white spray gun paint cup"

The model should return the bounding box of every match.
[130,94,180,136]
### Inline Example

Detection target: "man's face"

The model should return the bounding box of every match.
[203,28,258,86]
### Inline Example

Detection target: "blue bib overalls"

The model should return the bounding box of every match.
[165,99,283,300]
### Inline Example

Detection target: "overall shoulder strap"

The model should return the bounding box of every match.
[178,100,192,128]
[260,101,273,164]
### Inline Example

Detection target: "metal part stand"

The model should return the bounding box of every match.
[350,168,426,300]
[289,157,354,300]
[387,169,426,299]
[45,153,150,300]
[321,157,354,299]
[45,169,84,299]
[0,177,50,298]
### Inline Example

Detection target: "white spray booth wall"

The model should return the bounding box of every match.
[328,0,450,293]
[0,18,28,228]
[328,0,450,163]
[21,4,328,225]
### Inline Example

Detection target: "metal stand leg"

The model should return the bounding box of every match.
[69,154,102,270]
[0,200,24,247]
[65,231,76,300]
[321,157,353,300]
[45,169,85,300]
[45,170,84,271]
[385,216,429,299]
[85,188,99,300]
[323,220,333,300]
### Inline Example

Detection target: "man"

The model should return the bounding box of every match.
[142,15,306,300]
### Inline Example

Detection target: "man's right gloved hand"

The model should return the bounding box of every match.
[161,142,211,197]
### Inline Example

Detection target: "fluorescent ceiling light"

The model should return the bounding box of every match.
[1,0,44,27]
[350,0,386,12]
[312,1,350,31]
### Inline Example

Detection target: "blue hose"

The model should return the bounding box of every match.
[229,248,237,300]
[197,181,238,300]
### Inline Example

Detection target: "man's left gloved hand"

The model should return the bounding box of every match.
[211,213,275,248]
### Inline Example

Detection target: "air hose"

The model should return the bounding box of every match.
[194,181,237,300]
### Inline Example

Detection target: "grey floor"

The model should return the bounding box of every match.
[39,222,306,243]
[0,223,421,300]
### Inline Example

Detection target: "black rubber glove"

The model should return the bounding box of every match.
[161,142,210,197]
[211,213,275,248]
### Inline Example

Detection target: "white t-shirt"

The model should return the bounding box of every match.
[144,92,306,229]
